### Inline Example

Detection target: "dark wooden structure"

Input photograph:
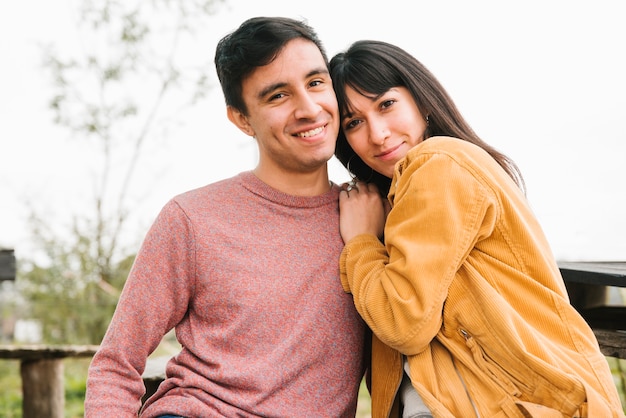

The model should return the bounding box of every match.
[559,261,626,359]
[142,356,169,404]
[0,248,16,281]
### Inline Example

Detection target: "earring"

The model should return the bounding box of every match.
[346,155,359,192]
[346,154,374,192]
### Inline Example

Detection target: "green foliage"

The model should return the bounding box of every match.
[608,357,626,410]
[0,360,21,417]
[17,246,133,344]
[64,358,92,417]
[43,0,223,136]
[357,378,371,417]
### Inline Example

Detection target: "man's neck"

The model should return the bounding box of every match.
[252,166,331,197]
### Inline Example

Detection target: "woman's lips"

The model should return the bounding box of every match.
[376,143,403,161]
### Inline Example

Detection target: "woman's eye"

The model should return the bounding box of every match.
[380,99,396,109]
[344,119,361,130]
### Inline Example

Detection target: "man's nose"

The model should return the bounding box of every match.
[294,93,322,119]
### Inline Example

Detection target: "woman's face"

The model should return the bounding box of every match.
[342,86,427,178]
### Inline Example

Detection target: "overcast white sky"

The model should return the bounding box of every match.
[1,0,625,261]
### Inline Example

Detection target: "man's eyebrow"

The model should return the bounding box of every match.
[257,67,329,100]
[258,82,287,100]
[308,67,330,78]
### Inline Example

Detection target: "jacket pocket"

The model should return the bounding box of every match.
[459,329,532,397]
[515,400,576,417]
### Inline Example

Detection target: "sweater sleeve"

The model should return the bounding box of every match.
[85,199,196,416]
[340,148,497,355]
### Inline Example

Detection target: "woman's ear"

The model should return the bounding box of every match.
[227,106,255,137]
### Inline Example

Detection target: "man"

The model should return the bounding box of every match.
[85,17,366,417]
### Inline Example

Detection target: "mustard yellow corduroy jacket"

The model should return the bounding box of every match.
[340,137,624,418]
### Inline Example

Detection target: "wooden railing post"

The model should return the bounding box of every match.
[0,344,99,417]
[21,358,65,418]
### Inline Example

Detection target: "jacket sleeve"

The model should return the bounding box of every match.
[340,149,498,355]
[84,199,196,416]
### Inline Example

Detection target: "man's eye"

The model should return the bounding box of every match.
[269,92,286,101]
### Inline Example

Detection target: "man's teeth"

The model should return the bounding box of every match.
[296,126,324,138]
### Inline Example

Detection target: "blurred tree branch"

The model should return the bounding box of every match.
[17,0,224,344]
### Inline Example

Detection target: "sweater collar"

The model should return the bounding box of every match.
[238,171,340,209]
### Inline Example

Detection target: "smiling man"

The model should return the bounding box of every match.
[227,36,340,196]
[85,17,366,418]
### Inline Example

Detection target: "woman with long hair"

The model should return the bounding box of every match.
[330,40,624,418]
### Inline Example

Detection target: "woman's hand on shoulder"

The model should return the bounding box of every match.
[339,181,388,243]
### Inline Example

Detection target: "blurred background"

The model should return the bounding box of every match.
[0,0,624,416]
[2,0,625,262]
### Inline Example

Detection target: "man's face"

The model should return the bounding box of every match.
[231,38,339,176]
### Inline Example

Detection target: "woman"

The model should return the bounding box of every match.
[330,40,624,418]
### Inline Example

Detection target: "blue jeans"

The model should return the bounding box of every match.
[157,416,185,418]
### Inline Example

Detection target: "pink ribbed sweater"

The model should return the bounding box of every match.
[85,171,366,417]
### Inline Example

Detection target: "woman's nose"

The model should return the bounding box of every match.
[369,120,390,145]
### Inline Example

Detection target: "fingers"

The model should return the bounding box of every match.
[338,181,386,241]
[340,181,378,196]
[341,180,361,193]
[340,181,355,194]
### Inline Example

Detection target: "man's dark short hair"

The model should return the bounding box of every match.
[214,16,328,115]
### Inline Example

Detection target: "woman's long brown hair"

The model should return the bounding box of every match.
[330,40,525,196]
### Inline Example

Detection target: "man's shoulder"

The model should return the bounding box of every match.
[176,172,248,200]
[154,173,250,218]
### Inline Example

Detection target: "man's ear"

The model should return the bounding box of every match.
[227,106,255,137]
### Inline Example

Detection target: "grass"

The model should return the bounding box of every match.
[609,356,626,408]
[357,379,372,417]
[65,359,91,418]
[0,360,22,418]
